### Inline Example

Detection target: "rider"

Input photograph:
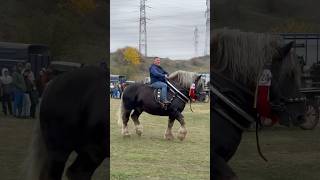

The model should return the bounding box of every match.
[149,57,170,104]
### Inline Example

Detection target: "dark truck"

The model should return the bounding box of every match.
[0,42,50,77]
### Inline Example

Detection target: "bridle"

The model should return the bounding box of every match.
[211,64,305,162]
[166,77,203,112]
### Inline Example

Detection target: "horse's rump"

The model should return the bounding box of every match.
[40,66,108,147]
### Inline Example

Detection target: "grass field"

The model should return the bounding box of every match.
[0,115,108,180]
[230,126,320,180]
[110,99,210,180]
[1,99,320,180]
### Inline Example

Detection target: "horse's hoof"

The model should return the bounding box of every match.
[177,133,185,141]
[135,125,143,136]
[164,133,174,140]
[136,130,142,136]
[122,133,131,138]
[177,127,187,141]
[122,129,131,138]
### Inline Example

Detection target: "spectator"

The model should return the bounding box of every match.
[36,68,49,97]
[22,69,33,118]
[23,62,35,82]
[0,68,13,115]
[24,63,39,118]
[118,83,122,98]
[12,64,26,118]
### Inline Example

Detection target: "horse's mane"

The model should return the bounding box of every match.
[213,29,283,84]
[168,70,199,88]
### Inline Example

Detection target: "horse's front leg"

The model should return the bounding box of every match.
[212,151,238,180]
[164,116,175,140]
[176,113,187,141]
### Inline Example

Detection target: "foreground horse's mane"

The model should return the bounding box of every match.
[169,70,198,88]
[213,29,281,84]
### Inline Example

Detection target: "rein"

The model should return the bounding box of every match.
[212,71,268,162]
[166,79,197,112]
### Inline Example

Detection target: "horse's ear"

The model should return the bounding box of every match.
[195,75,202,83]
[278,41,294,58]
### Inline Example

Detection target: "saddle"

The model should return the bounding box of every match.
[152,88,174,110]
[150,81,189,110]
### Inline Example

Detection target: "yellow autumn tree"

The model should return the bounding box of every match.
[123,47,141,65]
[69,0,96,14]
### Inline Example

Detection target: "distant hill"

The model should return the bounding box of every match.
[110,51,210,81]
[214,0,320,32]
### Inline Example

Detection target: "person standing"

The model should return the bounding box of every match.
[0,68,13,115]
[12,64,26,118]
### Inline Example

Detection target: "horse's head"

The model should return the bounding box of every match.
[194,75,206,100]
[168,71,205,101]
[213,29,305,124]
[269,41,305,123]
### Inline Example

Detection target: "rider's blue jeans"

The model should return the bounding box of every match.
[151,81,168,101]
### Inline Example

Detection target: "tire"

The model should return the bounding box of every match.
[300,103,320,130]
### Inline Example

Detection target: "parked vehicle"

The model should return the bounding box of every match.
[0,42,50,78]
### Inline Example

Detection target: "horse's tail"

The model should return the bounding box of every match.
[24,118,48,180]
[117,95,124,127]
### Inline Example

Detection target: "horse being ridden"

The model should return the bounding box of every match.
[118,70,204,141]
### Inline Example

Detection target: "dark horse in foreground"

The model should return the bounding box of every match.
[25,66,108,180]
[118,70,204,141]
[212,30,305,179]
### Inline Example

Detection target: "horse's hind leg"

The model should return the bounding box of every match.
[122,110,131,137]
[131,109,143,136]
[164,116,175,140]
[66,150,106,180]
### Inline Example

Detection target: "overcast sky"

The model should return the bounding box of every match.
[111,0,208,60]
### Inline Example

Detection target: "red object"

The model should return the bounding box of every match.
[189,83,196,100]
[256,85,271,117]
[256,85,278,125]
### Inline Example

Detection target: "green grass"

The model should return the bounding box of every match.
[110,99,210,180]
[0,115,108,180]
[230,126,320,180]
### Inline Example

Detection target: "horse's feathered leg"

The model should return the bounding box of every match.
[164,116,175,140]
[42,149,71,180]
[131,109,143,136]
[176,113,187,141]
[212,152,238,180]
[66,151,106,180]
[121,110,131,137]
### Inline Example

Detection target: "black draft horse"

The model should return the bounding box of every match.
[118,70,204,141]
[25,66,108,180]
[212,30,306,179]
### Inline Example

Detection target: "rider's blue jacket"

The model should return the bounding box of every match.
[149,64,168,84]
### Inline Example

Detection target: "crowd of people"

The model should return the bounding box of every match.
[0,63,49,118]
[110,82,123,99]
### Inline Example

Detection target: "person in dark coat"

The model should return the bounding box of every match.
[0,68,13,115]
[12,64,26,118]
[149,57,170,104]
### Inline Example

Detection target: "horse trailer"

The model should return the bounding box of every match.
[0,42,50,77]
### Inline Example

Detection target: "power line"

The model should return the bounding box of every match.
[204,0,210,55]
[139,0,148,56]
[194,26,199,57]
